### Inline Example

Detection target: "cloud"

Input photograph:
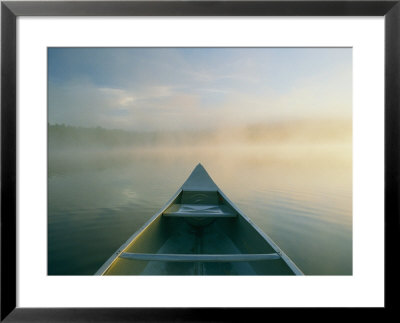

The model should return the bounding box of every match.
[98,87,137,107]
[98,87,125,95]
[118,96,135,106]
[48,48,352,131]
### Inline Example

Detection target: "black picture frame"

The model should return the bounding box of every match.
[1,0,399,321]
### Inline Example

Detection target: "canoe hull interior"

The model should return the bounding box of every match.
[103,192,295,275]
[98,164,302,275]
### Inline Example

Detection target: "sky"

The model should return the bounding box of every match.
[48,48,352,132]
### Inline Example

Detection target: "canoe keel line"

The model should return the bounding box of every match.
[96,163,303,275]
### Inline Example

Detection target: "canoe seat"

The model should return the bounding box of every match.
[163,204,236,218]
[120,252,280,262]
[181,190,219,204]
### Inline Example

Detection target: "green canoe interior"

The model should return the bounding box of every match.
[103,190,295,275]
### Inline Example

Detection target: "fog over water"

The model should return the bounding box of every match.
[48,47,352,275]
[48,119,352,275]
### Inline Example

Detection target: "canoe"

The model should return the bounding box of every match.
[95,163,303,275]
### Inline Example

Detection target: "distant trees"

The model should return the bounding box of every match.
[48,119,351,151]
[48,123,212,150]
[48,124,153,150]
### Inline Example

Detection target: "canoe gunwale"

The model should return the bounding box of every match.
[217,189,304,276]
[94,188,182,275]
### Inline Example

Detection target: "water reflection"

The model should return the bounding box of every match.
[48,145,352,275]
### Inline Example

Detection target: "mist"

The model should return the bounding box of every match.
[48,48,353,276]
[48,47,352,177]
[48,117,352,180]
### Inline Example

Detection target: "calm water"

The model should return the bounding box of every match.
[48,145,352,275]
